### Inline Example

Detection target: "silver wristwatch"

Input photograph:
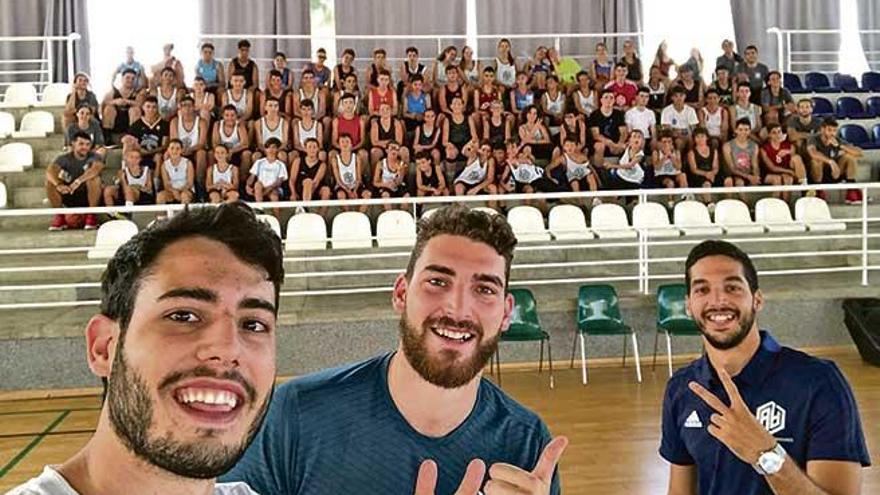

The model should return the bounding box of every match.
[754,443,786,476]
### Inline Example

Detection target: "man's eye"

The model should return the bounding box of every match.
[243,320,269,333]
[167,311,200,323]
[428,278,447,287]
[476,285,497,296]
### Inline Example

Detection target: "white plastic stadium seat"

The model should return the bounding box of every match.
[0,142,34,172]
[331,211,373,249]
[507,205,551,242]
[590,203,636,239]
[794,197,846,232]
[0,111,14,138]
[713,199,765,235]
[37,83,70,107]
[632,202,680,238]
[87,220,138,260]
[0,83,38,108]
[673,201,724,236]
[0,181,7,208]
[285,213,327,251]
[256,214,282,238]
[376,210,417,247]
[755,198,807,233]
[12,110,55,138]
[548,204,593,240]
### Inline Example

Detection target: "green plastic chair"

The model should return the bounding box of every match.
[654,283,702,377]
[572,284,642,385]
[493,288,554,389]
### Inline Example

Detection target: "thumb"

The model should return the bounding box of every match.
[414,459,438,495]
[454,458,487,495]
[532,436,569,483]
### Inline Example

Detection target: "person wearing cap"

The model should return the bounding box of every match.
[63,72,100,129]
[661,240,870,495]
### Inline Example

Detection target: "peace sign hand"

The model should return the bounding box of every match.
[485,436,568,495]
[414,458,486,495]
[688,368,776,465]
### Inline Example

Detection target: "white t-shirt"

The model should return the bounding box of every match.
[250,158,289,187]
[8,466,259,495]
[624,107,657,137]
[660,104,699,132]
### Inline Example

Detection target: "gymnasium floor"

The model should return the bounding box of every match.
[0,348,877,493]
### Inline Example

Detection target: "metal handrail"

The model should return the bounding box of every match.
[0,33,80,91]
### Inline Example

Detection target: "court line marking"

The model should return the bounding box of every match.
[0,406,100,417]
[0,410,70,478]
[0,429,95,440]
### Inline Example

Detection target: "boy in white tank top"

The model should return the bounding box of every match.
[170,95,208,190]
[157,138,194,206]
[253,97,290,165]
[206,144,240,203]
[103,148,155,216]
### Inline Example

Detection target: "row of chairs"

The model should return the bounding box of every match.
[0,142,33,173]
[839,123,880,150]
[0,83,69,108]
[784,72,880,94]
[494,284,701,388]
[0,110,55,139]
[815,95,880,119]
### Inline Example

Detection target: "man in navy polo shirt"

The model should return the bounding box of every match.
[661,240,870,495]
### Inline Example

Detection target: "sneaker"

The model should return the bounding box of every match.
[846,189,863,205]
[84,214,98,230]
[48,214,66,231]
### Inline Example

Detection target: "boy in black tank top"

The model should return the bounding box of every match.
[414,150,448,197]
[228,39,259,89]
[290,137,331,216]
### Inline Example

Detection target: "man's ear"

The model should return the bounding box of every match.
[85,315,118,379]
[391,274,408,315]
[499,291,515,334]
[753,288,765,313]
[685,294,692,318]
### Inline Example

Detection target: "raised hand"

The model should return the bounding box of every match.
[688,368,776,465]
[484,436,568,495]
[414,458,486,495]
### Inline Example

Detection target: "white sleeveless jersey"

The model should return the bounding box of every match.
[655,153,679,176]
[701,107,724,137]
[512,161,543,184]
[456,157,487,185]
[616,148,646,184]
[219,122,240,149]
[495,58,516,87]
[260,117,284,145]
[564,153,591,182]
[462,63,480,85]
[212,163,234,185]
[544,91,565,115]
[336,151,358,189]
[297,119,318,142]
[298,88,319,110]
[380,159,400,189]
[177,116,200,150]
[156,87,177,118]
[576,89,596,114]
[123,166,149,188]
[163,157,191,190]
[227,89,248,118]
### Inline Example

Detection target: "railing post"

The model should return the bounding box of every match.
[767,27,784,73]
[45,37,54,85]
[862,186,869,286]
[67,33,81,83]
[786,32,792,74]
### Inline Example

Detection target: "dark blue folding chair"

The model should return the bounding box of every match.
[861,72,880,91]
[872,123,880,145]
[805,72,840,93]
[836,96,872,119]
[811,97,835,118]
[834,73,868,93]
[839,124,880,149]
[866,96,880,118]
[783,73,810,94]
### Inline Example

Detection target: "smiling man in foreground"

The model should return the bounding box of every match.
[222,204,565,494]
[661,240,870,495]
[10,203,284,495]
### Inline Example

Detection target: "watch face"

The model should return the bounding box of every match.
[759,448,785,474]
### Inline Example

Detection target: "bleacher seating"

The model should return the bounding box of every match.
[794,197,847,231]
[836,97,872,119]
[285,212,327,251]
[590,203,637,239]
[0,83,38,108]
[866,96,880,118]
[376,210,416,247]
[861,71,880,92]
[331,211,373,249]
[548,204,593,240]
[632,202,679,238]
[840,124,880,150]
[811,97,835,117]
[86,220,138,259]
[0,142,33,172]
[713,199,765,235]
[673,201,723,236]
[507,205,551,242]
[0,181,7,208]
[37,83,69,107]
[12,111,54,138]
[805,72,839,93]
[834,73,868,93]
[0,111,14,138]
[256,214,282,238]
[783,73,810,94]
[755,197,807,233]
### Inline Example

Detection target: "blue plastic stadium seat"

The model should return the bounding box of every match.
[836,96,872,119]
[783,73,810,94]
[805,72,840,93]
[872,123,880,144]
[834,73,868,93]
[839,124,880,149]
[811,97,835,118]
[866,96,880,118]
[861,72,880,92]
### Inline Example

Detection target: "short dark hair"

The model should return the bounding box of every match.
[231,70,246,79]
[766,122,782,133]
[410,74,424,83]
[406,205,517,288]
[821,117,839,128]
[670,85,687,96]
[142,95,158,106]
[122,68,137,77]
[201,42,215,51]
[222,104,238,114]
[264,137,282,148]
[735,117,752,128]
[406,46,419,55]
[342,48,356,58]
[269,69,282,79]
[299,98,314,109]
[414,150,431,161]
[101,202,284,334]
[274,51,286,59]
[685,240,758,293]
[237,39,251,49]
[71,130,92,143]
[705,88,719,97]
[301,68,315,78]
[692,126,709,139]
[168,138,183,147]
[180,95,194,105]
[745,45,758,53]
[614,61,628,69]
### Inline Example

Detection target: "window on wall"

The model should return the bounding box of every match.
[87,0,201,97]
[642,0,736,82]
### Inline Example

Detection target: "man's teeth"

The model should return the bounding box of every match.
[176,388,238,408]
[708,313,735,322]
[433,327,474,341]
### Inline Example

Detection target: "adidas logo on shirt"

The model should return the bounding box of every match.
[684,410,703,428]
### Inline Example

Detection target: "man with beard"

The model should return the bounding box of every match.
[221,205,566,494]
[661,240,870,495]
[9,203,283,495]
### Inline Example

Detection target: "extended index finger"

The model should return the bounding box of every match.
[532,436,569,483]
[454,458,487,495]
[414,459,438,495]
[688,381,731,414]
[716,367,745,407]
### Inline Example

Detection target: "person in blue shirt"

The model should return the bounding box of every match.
[112,46,148,92]
[661,240,870,495]
[221,205,566,494]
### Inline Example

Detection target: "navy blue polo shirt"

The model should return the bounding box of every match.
[660,331,870,495]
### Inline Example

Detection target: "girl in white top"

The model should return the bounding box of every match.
[547,136,598,194]
[103,148,154,208]
[606,130,647,191]
[432,46,458,88]
[652,131,689,206]
[453,141,497,197]
[157,139,194,205]
[459,46,481,86]
[572,71,597,118]
[494,39,517,88]
[206,144,240,203]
